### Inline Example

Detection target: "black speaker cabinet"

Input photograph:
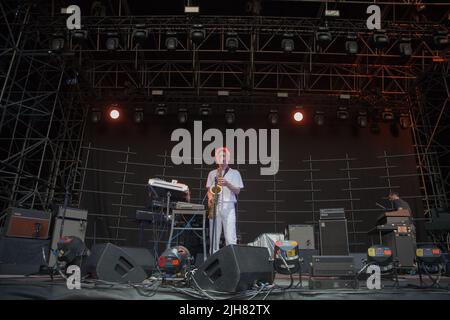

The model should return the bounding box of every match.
[319,219,349,255]
[120,246,156,275]
[193,245,274,293]
[83,243,147,283]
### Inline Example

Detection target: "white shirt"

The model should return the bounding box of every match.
[206,168,244,203]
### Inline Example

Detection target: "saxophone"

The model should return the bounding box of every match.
[208,167,223,219]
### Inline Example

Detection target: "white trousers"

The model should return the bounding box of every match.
[209,202,237,254]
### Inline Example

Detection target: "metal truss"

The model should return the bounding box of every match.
[0,1,88,214]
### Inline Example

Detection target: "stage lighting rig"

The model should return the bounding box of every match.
[165,32,178,51]
[155,104,168,116]
[50,33,65,52]
[268,109,279,126]
[199,104,211,116]
[399,38,412,57]
[281,33,294,53]
[399,113,411,129]
[337,106,349,120]
[357,111,368,128]
[314,110,325,126]
[133,25,148,43]
[71,30,88,45]
[225,109,236,125]
[416,245,444,286]
[105,32,120,51]
[191,25,205,45]
[373,30,389,50]
[345,34,358,55]
[108,105,121,120]
[432,31,449,50]
[158,246,192,275]
[316,27,332,49]
[91,108,101,124]
[381,108,394,121]
[134,108,144,124]
[177,108,188,124]
[225,32,239,52]
[367,245,393,272]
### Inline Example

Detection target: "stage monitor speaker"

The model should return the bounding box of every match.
[319,218,349,255]
[193,245,274,293]
[83,243,147,283]
[120,247,156,275]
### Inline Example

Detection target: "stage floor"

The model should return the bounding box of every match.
[1,274,449,300]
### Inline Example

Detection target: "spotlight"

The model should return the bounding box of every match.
[274,240,300,275]
[416,245,443,265]
[91,108,101,123]
[373,30,389,50]
[225,109,235,125]
[281,33,294,53]
[399,38,412,57]
[51,33,65,51]
[165,32,177,51]
[155,104,168,116]
[399,113,411,129]
[268,110,279,126]
[357,111,368,128]
[134,107,144,123]
[225,32,239,52]
[314,110,325,126]
[432,31,449,50]
[105,32,120,51]
[316,27,332,49]
[382,108,394,121]
[367,245,393,272]
[177,108,188,124]
[293,110,304,122]
[337,106,349,120]
[71,30,88,43]
[191,25,205,45]
[133,25,148,43]
[345,34,358,55]
[199,104,211,116]
[108,106,121,120]
[158,245,191,275]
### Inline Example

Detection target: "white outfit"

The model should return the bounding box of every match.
[206,168,244,254]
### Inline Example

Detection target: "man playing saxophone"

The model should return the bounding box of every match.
[206,147,244,254]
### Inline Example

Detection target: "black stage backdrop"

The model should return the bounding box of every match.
[80,111,424,254]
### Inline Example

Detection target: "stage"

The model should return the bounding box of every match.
[1,274,449,300]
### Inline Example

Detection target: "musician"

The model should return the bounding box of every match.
[206,147,244,253]
[388,191,412,213]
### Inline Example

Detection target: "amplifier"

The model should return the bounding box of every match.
[309,278,358,290]
[5,207,51,239]
[288,224,315,250]
[319,208,345,220]
[311,255,355,277]
[319,218,349,255]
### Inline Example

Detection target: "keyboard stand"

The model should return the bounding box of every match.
[167,209,207,263]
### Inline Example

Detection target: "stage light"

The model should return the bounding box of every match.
[199,104,211,116]
[373,30,389,49]
[274,240,300,275]
[177,108,188,124]
[51,33,65,51]
[345,34,358,55]
[367,245,393,272]
[105,32,120,51]
[165,32,177,51]
[91,108,101,123]
[337,106,349,120]
[225,32,239,52]
[314,110,325,126]
[225,109,235,125]
[155,104,168,116]
[416,245,443,265]
[399,113,411,129]
[268,110,279,126]
[357,111,368,128]
[133,25,148,43]
[134,108,144,123]
[281,33,294,53]
[316,27,332,49]
[158,245,191,275]
[293,111,304,122]
[399,38,412,57]
[432,31,449,50]
[191,25,205,45]
[71,30,88,43]
[382,108,394,121]
[109,108,120,120]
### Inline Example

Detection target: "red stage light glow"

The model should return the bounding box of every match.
[293,111,304,122]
